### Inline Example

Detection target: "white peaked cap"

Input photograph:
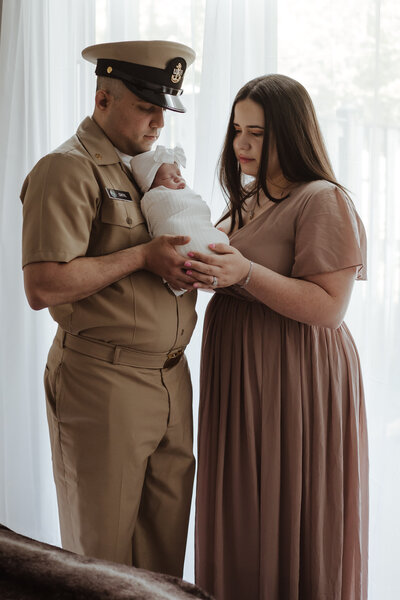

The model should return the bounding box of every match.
[82,41,195,113]
[130,145,186,193]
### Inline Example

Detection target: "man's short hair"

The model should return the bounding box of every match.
[96,76,125,100]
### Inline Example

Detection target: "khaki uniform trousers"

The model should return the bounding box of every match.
[44,328,195,576]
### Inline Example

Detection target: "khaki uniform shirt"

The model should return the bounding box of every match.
[21,117,197,352]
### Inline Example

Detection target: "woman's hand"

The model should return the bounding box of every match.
[184,243,251,289]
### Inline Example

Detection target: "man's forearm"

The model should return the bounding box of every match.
[24,234,195,310]
[24,245,146,310]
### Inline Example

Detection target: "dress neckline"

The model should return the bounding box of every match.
[229,194,285,239]
[229,182,310,239]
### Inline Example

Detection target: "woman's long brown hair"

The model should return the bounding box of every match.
[218,74,347,233]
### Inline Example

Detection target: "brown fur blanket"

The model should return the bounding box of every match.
[0,524,213,599]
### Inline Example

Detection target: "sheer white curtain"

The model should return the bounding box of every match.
[0,0,95,545]
[193,0,277,221]
[276,1,400,597]
[0,0,399,595]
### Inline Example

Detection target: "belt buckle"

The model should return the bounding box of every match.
[163,348,184,369]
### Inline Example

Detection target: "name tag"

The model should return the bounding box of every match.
[106,188,132,201]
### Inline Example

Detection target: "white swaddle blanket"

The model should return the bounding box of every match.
[130,144,229,295]
[141,185,229,256]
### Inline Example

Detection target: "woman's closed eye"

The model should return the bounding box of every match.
[233,128,263,137]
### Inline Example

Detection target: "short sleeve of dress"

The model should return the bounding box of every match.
[21,153,99,267]
[291,184,367,280]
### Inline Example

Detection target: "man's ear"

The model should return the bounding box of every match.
[95,89,111,111]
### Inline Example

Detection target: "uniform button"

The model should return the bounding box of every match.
[126,217,133,225]
[95,153,102,160]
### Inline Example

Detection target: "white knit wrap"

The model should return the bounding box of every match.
[141,185,229,257]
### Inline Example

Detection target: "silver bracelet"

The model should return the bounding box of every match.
[238,261,253,288]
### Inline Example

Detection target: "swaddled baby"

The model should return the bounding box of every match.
[130,145,229,261]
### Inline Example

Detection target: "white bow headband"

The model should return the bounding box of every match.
[130,145,186,193]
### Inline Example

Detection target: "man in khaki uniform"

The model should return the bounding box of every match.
[21,41,202,577]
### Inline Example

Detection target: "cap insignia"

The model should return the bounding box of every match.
[107,66,113,74]
[171,62,183,84]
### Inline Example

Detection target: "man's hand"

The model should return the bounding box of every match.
[141,235,194,290]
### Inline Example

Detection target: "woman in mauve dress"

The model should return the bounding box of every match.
[185,74,368,600]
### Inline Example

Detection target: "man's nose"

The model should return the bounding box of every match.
[150,107,164,128]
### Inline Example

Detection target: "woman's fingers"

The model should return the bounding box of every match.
[186,253,216,265]
[165,266,201,290]
[186,268,216,285]
[192,282,215,290]
[183,245,245,288]
[184,259,215,276]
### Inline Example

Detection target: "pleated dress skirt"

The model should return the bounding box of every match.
[195,292,368,600]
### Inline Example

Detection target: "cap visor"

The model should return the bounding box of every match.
[123,82,186,113]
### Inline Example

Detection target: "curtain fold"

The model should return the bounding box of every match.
[194,0,278,221]
[0,0,96,545]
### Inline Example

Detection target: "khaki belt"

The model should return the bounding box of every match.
[61,331,185,370]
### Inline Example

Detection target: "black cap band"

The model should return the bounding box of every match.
[96,65,183,97]
[96,58,187,91]
[95,57,188,112]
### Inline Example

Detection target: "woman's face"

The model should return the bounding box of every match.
[233,98,281,180]
[233,98,265,178]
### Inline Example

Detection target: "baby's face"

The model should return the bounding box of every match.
[151,163,186,190]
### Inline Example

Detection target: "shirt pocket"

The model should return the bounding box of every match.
[100,196,145,229]
[96,196,149,255]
